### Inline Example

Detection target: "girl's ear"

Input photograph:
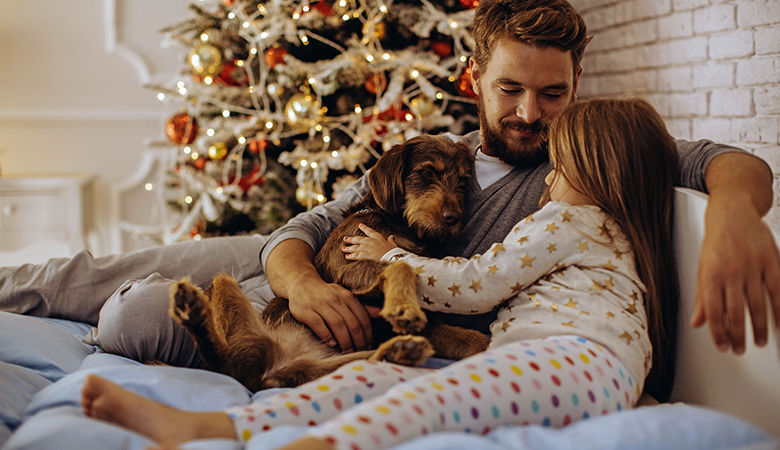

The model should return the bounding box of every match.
[369,140,409,213]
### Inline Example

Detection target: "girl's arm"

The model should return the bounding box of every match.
[344,204,584,315]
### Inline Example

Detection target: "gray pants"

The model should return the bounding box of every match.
[0,235,275,367]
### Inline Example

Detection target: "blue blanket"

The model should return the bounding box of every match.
[1,312,777,450]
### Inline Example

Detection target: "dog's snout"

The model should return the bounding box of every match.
[442,209,462,225]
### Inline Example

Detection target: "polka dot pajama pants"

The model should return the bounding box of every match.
[227,335,640,449]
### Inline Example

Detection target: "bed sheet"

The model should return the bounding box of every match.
[2,312,778,450]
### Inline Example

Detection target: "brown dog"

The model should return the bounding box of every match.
[169,135,490,392]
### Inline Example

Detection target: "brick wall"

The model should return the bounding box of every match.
[570,0,780,234]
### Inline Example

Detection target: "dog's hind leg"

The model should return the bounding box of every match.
[168,278,229,371]
[205,274,265,339]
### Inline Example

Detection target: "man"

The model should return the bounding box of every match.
[1,0,777,400]
[259,0,780,399]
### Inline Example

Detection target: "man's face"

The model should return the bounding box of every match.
[470,38,581,167]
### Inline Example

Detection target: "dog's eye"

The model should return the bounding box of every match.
[421,169,434,178]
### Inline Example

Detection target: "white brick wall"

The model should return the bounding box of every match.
[572,0,780,234]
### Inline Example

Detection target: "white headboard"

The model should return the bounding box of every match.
[670,188,780,438]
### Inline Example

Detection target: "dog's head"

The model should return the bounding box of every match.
[368,135,473,240]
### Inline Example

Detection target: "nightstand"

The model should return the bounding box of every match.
[0,173,95,265]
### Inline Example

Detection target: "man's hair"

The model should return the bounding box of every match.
[543,97,681,402]
[471,0,592,75]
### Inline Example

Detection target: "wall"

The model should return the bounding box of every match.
[0,1,190,255]
[570,0,780,234]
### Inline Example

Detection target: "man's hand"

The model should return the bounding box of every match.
[287,276,378,352]
[266,239,377,353]
[692,153,780,354]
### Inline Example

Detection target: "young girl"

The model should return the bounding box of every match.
[80,97,679,450]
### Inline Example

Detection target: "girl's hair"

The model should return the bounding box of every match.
[543,97,680,402]
[471,0,592,79]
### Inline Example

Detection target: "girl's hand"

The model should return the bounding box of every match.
[342,224,398,261]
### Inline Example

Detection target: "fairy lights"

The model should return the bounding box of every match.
[132,0,479,244]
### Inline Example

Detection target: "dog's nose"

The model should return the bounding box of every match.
[442,209,461,225]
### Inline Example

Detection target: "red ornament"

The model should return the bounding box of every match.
[264,47,288,69]
[165,112,199,145]
[455,67,476,98]
[192,157,207,171]
[430,40,453,58]
[459,0,479,9]
[365,72,387,94]
[237,165,266,191]
[312,1,335,16]
[249,139,267,154]
[223,0,235,5]
[217,60,249,87]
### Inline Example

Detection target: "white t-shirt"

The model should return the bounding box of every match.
[474,148,513,190]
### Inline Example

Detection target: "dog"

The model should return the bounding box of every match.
[168,135,490,392]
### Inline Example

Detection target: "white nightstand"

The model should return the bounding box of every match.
[0,173,95,266]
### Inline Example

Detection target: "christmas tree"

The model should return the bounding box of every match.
[125,0,479,244]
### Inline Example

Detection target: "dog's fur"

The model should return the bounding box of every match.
[169,135,490,392]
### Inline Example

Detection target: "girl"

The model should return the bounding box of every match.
[80,97,679,450]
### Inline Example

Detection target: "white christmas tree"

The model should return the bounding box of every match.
[124,0,479,244]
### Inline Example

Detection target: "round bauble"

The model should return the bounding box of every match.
[284,93,321,129]
[189,43,224,77]
[410,95,436,117]
[264,47,288,69]
[295,181,325,207]
[455,67,476,98]
[165,112,199,144]
[208,142,229,160]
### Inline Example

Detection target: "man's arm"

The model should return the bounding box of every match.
[265,239,374,353]
[260,174,375,352]
[693,151,780,354]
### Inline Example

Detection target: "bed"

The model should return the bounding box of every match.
[1,188,779,450]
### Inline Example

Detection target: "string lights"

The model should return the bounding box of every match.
[123,0,478,244]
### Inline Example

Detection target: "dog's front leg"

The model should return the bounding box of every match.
[337,260,427,334]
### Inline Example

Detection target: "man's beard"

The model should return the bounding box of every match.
[477,95,549,168]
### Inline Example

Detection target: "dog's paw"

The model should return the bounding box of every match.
[373,335,434,366]
[169,279,207,326]
[381,303,427,334]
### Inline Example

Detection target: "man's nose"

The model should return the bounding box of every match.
[516,94,542,124]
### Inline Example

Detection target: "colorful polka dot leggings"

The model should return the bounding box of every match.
[226,335,641,450]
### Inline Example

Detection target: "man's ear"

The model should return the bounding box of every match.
[469,56,481,97]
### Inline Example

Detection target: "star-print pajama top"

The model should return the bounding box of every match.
[382,200,652,385]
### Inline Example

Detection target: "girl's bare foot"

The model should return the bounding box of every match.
[80,374,236,445]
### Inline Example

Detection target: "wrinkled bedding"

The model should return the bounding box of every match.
[1,311,777,450]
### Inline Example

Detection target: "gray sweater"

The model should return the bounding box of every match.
[260,130,744,332]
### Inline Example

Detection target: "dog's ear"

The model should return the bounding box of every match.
[369,139,411,213]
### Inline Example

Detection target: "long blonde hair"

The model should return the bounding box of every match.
[544,97,680,401]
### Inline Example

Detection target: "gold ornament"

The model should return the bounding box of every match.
[362,21,386,40]
[208,142,229,160]
[285,93,321,129]
[410,96,436,117]
[189,43,224,77]
[295,180,325,207]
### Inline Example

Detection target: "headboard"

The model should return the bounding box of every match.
[670,188,780,438]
